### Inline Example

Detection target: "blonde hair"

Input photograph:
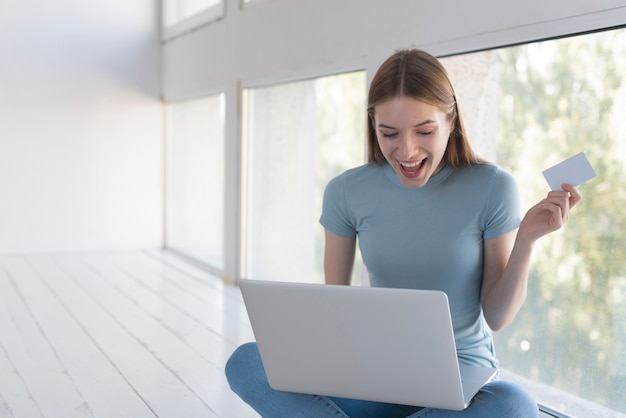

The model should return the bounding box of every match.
[367,49,485,166]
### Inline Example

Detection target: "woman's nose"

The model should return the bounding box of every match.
[398,133,419,157]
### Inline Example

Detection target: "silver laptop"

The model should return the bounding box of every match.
[239,279,497,411]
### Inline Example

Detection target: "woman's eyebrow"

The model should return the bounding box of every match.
[377,120,437,129]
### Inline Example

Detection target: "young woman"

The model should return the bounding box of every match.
[226,49,581,417]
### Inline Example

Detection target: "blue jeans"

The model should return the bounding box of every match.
[225,342,539,417]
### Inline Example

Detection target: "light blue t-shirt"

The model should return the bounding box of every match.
[319,162,521,368]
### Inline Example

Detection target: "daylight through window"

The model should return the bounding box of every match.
[442,27,626,415]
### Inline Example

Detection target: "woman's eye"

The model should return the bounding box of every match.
[381,132,398,138]
[418,131,434,136]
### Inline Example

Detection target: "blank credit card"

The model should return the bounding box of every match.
[542,152,597,191]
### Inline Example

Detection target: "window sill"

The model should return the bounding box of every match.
[500,369,624,418]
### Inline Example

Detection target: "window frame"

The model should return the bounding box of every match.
[439,27,626,416]
[239,70,368,284]
[162,0,225,42]
[164,92,227,273]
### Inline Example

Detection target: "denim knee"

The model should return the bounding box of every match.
[225,342,260,394]
[481,380,538,417]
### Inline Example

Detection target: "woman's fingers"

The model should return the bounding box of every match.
[561,184,582,209]
[542,184,581,223]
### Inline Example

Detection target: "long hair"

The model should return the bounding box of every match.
[367,49,485,167]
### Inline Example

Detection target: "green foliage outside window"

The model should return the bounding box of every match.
[493,28,626,413]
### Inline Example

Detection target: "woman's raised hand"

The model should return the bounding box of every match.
[518,184,582,243]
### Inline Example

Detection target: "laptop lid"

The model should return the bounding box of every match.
[239,279,496,411]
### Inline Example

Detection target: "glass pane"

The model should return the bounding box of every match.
[442,27,626,415]
[164,0,222,26]
[242,71,366,284]
[166,94,225,270]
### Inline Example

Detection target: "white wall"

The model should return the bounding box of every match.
[0,1,163,253]
[161,0,626,282]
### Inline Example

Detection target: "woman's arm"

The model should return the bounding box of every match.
[324,229,356,285]
[480,184,582,331]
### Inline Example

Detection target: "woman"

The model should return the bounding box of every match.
[226,49,580,417]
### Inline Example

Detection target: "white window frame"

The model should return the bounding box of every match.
[162,0,225,42]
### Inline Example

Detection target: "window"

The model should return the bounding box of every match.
[162,0,224,41]
[441,27,626,415]
[165,94,225,270]
[241,71,366,284]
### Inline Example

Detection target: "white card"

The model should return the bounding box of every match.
[542,152,597,191]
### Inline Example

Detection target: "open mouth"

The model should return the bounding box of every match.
[398,159,426,177]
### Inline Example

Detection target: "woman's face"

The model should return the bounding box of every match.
[374,96,452,188]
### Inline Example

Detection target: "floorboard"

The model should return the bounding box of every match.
[0,251,258,418]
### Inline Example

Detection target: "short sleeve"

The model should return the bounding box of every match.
[483,168,521,239]
[319,174,357,237]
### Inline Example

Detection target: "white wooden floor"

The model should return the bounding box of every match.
[0,250,259,418]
